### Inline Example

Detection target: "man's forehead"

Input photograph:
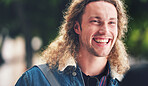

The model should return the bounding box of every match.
[83,1,117,19]
[85,1,116,11]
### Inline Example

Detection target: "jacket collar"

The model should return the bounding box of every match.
[58,56,76,71]
[58,56,124,81]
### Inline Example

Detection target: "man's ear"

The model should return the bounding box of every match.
[74,21,81,34]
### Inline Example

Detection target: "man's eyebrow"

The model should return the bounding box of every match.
[89,16,102,19]
[90,17,117,20]
[109,18,117,20]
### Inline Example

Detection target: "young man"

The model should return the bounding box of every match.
[16,0,129,86]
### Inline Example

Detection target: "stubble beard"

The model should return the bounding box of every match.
[87,45,99,57]
[80,37,102,57]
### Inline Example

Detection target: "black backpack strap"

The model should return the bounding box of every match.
[36,64,60,86]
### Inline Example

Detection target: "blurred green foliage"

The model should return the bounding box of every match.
[0,0,148,61]
[124,0,148,58]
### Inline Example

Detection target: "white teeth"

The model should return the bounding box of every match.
[94,39,109,43]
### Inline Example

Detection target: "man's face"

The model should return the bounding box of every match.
[74,1,118,57]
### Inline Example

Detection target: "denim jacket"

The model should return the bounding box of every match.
[16,64,120,86]
[16,56,123,86]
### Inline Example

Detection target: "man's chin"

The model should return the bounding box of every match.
[92,51,109,58]
[95,54,108,58]
[88,49,107,57]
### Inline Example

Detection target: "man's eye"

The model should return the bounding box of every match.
[90,20,98,22]
[90,20,101,24]
[109,21,116,24]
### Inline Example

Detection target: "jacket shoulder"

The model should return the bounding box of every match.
[15,66,50,86]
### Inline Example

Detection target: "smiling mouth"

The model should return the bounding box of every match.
[93,38,110,44]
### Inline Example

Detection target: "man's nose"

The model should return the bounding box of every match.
[98,23,109,35]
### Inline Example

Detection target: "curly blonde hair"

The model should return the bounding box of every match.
[42,0,129,75]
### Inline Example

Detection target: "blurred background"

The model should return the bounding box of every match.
[0,0,148,86]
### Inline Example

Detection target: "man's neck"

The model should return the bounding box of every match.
[77,49,108,76]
